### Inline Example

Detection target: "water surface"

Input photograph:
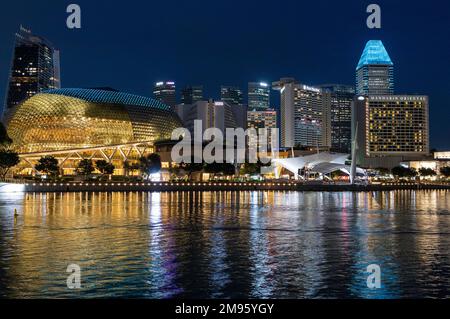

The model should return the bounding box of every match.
[0,190,449,298]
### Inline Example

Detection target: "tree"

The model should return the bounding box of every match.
[76,159,94,177]
[375,167,390,175]
[35,156,60,178]
[96,160,115,176]
[440,166,450,178]
[204,162,235,176]
[0,122,12,149]
[0,150,20,179]
[391,166,417,178]
[139,153,162,179]
[418,167,436,177]
[240,160,270,176]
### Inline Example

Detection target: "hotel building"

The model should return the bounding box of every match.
[273,78,331,149]
[353,95,430,168]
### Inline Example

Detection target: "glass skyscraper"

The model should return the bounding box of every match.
[356,40,394,95]
[220,85,243,106]
[181,85,203,104]
[3,26,60,121]
[319,84,355,153]
[248,82,270,110]
[153,81,176,109]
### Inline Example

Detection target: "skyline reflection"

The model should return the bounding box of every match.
[0,190,449,298]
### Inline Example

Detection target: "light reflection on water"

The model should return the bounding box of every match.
[0,190,449,299]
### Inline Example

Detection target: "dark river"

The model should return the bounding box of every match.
[0,190,449,299]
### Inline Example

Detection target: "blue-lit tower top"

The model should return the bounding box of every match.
[356,40,394,95]
[356,40,393,70]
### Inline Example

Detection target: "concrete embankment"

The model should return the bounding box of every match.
[1,181,449,193]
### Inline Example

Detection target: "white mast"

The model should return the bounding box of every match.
[350,122,358,184]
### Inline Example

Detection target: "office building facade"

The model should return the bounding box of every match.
[221,86,243,106]
[3,26,60,121]
[153,81,176,109]
[248,82,270,110]
[181,85,203,104]
[319,84,355,153]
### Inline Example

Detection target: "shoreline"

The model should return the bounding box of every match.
[1,181,450,193]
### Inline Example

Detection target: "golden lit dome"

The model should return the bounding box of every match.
[6,88,182,153]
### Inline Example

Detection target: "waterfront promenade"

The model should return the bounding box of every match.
[1,181,450,193]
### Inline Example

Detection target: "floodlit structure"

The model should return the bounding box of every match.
[356,40,394,96]
[5,88,182,175]
[3,26,60,121]
[272,152,365,181]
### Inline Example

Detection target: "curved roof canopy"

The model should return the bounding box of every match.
[44,88,170,110]
[272,152,365,176]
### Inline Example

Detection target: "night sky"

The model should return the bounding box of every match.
[0,0,449,148]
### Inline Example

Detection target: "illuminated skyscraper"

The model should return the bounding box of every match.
[353,95,430,168]
[319,84,355,153]
[153,81,176,109]
[3,26,60,121]
[247,109,277,146]
[248,82,270,110]
[221,86,243,106]
[356,40,394,95]
[181,85,203,105]
[273,78,331,149]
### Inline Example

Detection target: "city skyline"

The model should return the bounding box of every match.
[0,0,448,148]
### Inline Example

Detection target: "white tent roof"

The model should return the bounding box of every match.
[272,152,365,175]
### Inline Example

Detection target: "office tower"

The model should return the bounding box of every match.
[175,100,246,135]
[356,40,394,95]
[247,109,277,147]
[319,84,355,153]
[353,95,430,168]
[248,82,270,110]
[3,26,61,121]
[273,78,331,149]
[153,81,176,109]
[221,86,243,106]
[181,85,203,104]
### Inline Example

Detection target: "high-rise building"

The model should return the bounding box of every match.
[153,81,176,109]
[247,109,277,147]
[319,84,355,153]
[181,85,203,105]
[356,40,394,95]
[175,100,247,135]
[353,95,430,168]
[221,86,243,106]
[3,26,60,121]
[273,78,331,149]
[248,82,270,110]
